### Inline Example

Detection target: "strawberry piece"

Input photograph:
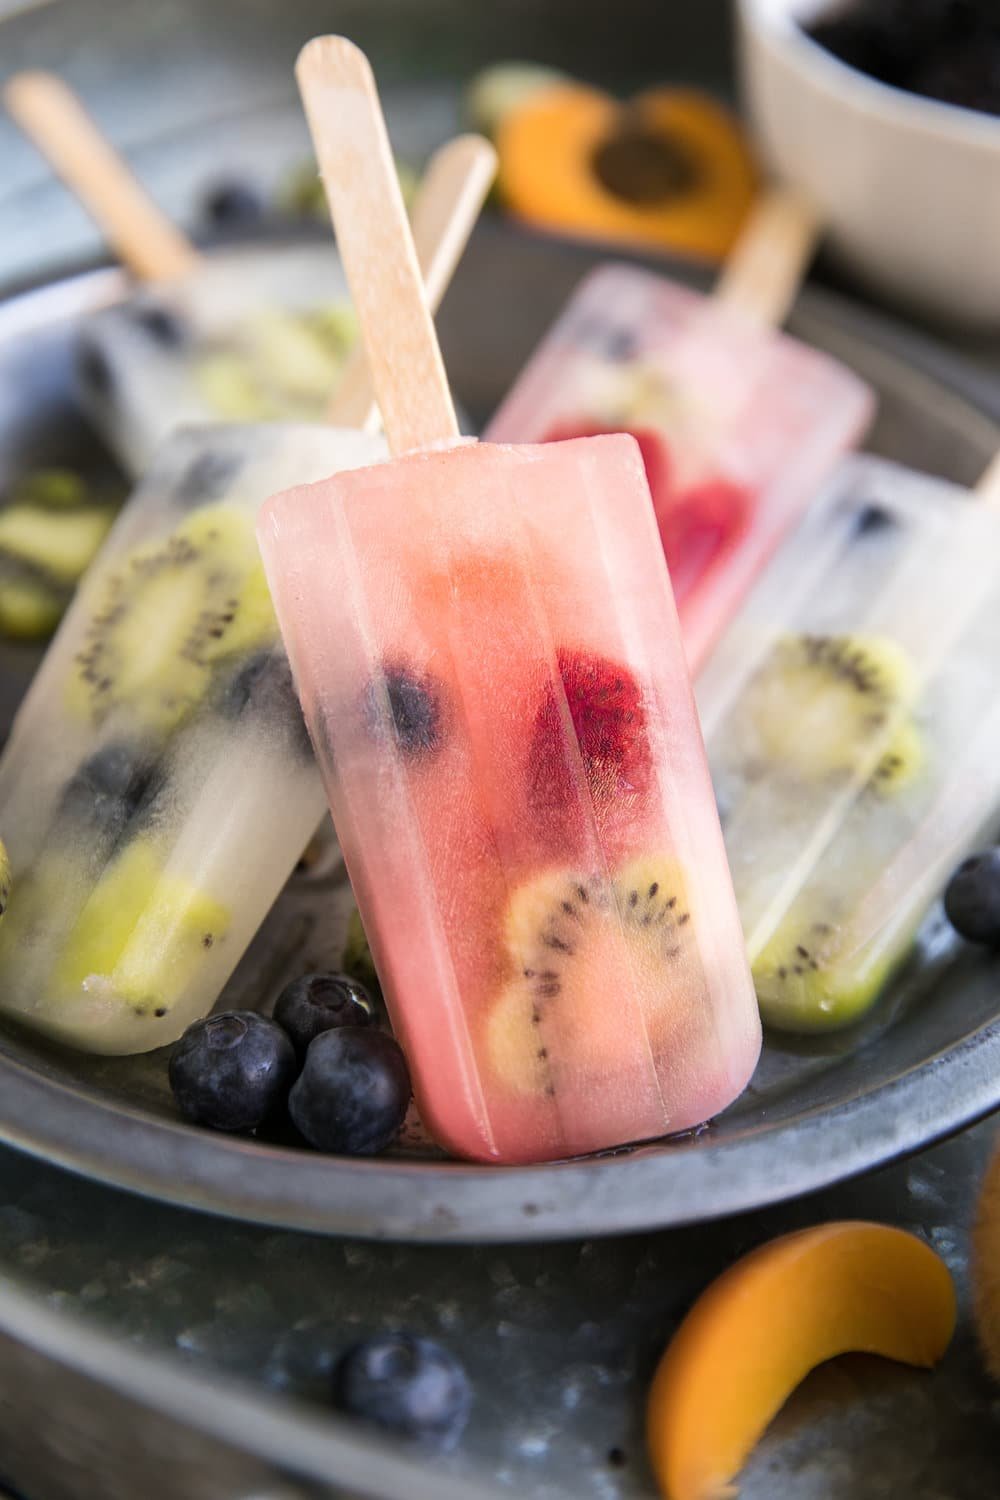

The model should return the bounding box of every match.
[656,476,752,602]
[528,649,652,817]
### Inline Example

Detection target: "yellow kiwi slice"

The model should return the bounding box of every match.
[871,718,924,795]
[0,505,115,586]
[54,837,229,1017]
[66,503,277,735]
[486,855,694,1095]
[752,909,906,1033]
[0,572,64,640]
[741,633,919,783]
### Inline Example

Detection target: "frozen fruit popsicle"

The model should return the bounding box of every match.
[486,192,875,672]
[697,450,1000,1034]
[0,133,496,1055]
[259,37,760,1164]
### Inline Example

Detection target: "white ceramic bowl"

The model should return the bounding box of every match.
[737,0,1000,327]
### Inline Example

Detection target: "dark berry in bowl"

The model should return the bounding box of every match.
[169,1010,296,1132]
[333,1333,472,1448]
[288,1028,410,1154]
[273,972,375,1059]
[944,849,1000,945]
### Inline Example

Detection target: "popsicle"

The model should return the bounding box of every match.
[6,74,393,474]
[696,449,1000,1034]
[486,194,875,672]
[0,132,496,1055]
[258,37,760,1165]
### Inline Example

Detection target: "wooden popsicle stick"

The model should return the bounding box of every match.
[296,37,459,455]
[328,133,496,430]
[712,185,821,330]
[4,71,200,283]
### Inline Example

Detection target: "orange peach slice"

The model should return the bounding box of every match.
[647,1221,956,1500]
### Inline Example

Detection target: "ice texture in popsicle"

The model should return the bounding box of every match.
[259,434,761,1164]
[76,245,357,476]
[697,455,1000,1033]
[486,264,874,672]
[0,423,384,1054]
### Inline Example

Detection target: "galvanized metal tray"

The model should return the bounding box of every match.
[0,220,998,1242]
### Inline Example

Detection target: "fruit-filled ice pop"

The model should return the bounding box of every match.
[697,451,1000,1034]
[486,195,874,672]
[7,74,388,473]
[259,38,760,1164]
[0,134,496,1055]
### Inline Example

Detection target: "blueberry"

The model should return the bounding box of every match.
[854,502,896,535]
[333,1333,472,1448]
[131,304,186,347]
[944,849,1000,944]
[174,448,242,506]
[288,1027,410,1155]
[59,743,158,839]
[77,338,114,396]
[216,652,312,761]
[201,179,264,230]
[169,1010,297,1132]
[273,973,374,1058]
[364,665,441,755]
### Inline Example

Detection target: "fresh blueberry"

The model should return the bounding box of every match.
[174,448,242,506]
[201,179,265,230]
[59,742,158,839]
[131,304,186,347]
[288,1027,410,1155]
[854,502,896,535]
[944,849,1000,945]
[273,973,375,1058]
[364,665,441,755]
[169,1010,297,1132]
[216,652,312,760]
[333,1333,472,1448]
[77,338,114,396]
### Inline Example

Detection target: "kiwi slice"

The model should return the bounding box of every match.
[752,910,905,1033]
[9,469,89,510]
[0,570,64,640]
[53,836,229,1018]
[194,312,346,421]
[871,718,924,794]
[0,505,114,586]
[740,633,919,783]
[486,855,692,1096]
[67,503,277,735]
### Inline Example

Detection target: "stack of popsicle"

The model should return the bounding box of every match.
[0,35,992,1171]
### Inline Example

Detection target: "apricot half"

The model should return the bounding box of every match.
[647,1221,956,1500]
[496,84,757,263]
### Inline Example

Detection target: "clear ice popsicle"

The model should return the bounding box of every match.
[0,423,385,1053]
[486,255,874,673]
[258,37,760,1163]
[697,453,1000,1033]
[75,243,358,475]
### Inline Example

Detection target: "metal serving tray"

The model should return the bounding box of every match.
[0,221,998,1241]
